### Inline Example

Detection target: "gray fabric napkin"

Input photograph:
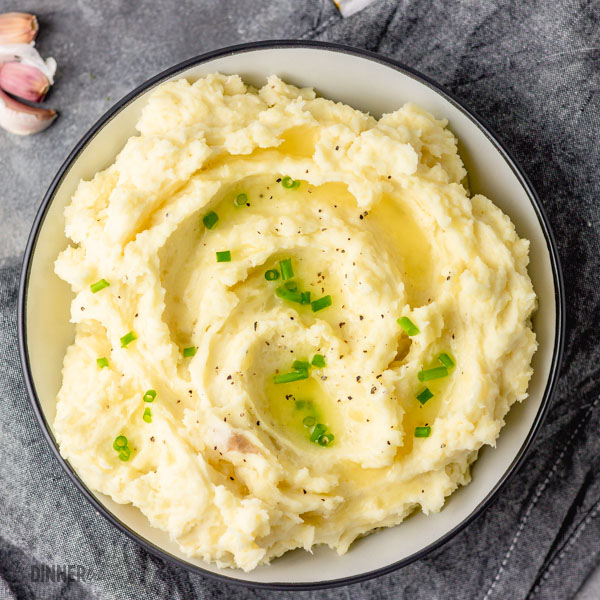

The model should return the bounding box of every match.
[1,1,599,599]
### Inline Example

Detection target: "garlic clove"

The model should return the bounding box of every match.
[0,88,56,135]
[0,12,38,45]
[0,44,57,84]
[0,61,49,102]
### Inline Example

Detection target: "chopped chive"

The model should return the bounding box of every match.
[113,435,128,450]
[310,423,327,442]
[300,291,311,304]
[273,369,309,384]
[438,352,455,368]
[281,176,300,189]
[318,433,334,446]
[143,407,152,423]
[203,211,218,229]
[183,346,197,358]
[143,389,157,403]
[295,399,306,410]
[292,359,311,371]
[311,354,326,368]
[416,387,434,405]
[279,258,294,280]
[398,316,420,336]
[216,250,231,262]
[97,357,109,369]
[265,269,280,281]
[302,416,316,428]
[90,278,110,293]
[284,280,298,292]
[275,287,304,303]
[234,193,248,206]
[311,295,332,312]
[118,446,131,461]
[418,366,448,382]
[113,435,130,461]
[415,426,431,438]
[120,331,137,347]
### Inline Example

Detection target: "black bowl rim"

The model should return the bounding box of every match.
[17,39,565,591]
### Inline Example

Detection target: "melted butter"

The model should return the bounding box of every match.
[397,363,455,458]
[263,373,341,447]
[277,126,319,158]
[368,194,436,307]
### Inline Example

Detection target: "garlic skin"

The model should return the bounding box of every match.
[0,12,38,44]
[0,14,58,136]
[0,43,56,84]
[0,87,56,135]
[0,61,49,102]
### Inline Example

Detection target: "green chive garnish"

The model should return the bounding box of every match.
[438,352,455,368]
[234,193,248,206]
[301,291,311,304]
[415,426,431,438]
[284,280,298,291]
[203,211,219,229]
[279,258,294,280]
[273,369,309,384]
[113,435,131,461]
[418,366,448,382]
[183,346,197,357]
[118,446,131,461]
[120,331,137,347]
[143,407,152,423]
[275,287,304,303]
[398,316,419,336]
[318,433,334,446]
[265,269,280,281]
[90,279,110,293]
[97,357,109,369]
[113,435,128,451]
[143,389,157,403]
[281,176,300,189]
[216,250,231,262]
[310,423,327,442]
[302,416,316,427]
[311,354,326,368]
[416,387,433,405]
[292,359,310,371]
[311,295,332,312]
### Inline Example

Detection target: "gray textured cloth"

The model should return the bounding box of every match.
[1,1,599,598]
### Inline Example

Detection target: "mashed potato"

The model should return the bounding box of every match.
[54,74,537,571]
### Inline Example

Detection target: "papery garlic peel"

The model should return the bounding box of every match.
[0,87,56,135]
[0,61,49,102]
[0,13,38,45]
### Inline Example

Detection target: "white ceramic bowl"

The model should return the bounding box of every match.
[18,41,564,589]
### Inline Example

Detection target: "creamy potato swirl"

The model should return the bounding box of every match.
[54,74,537,571]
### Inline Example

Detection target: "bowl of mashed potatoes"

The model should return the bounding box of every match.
[18,41,564,588]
